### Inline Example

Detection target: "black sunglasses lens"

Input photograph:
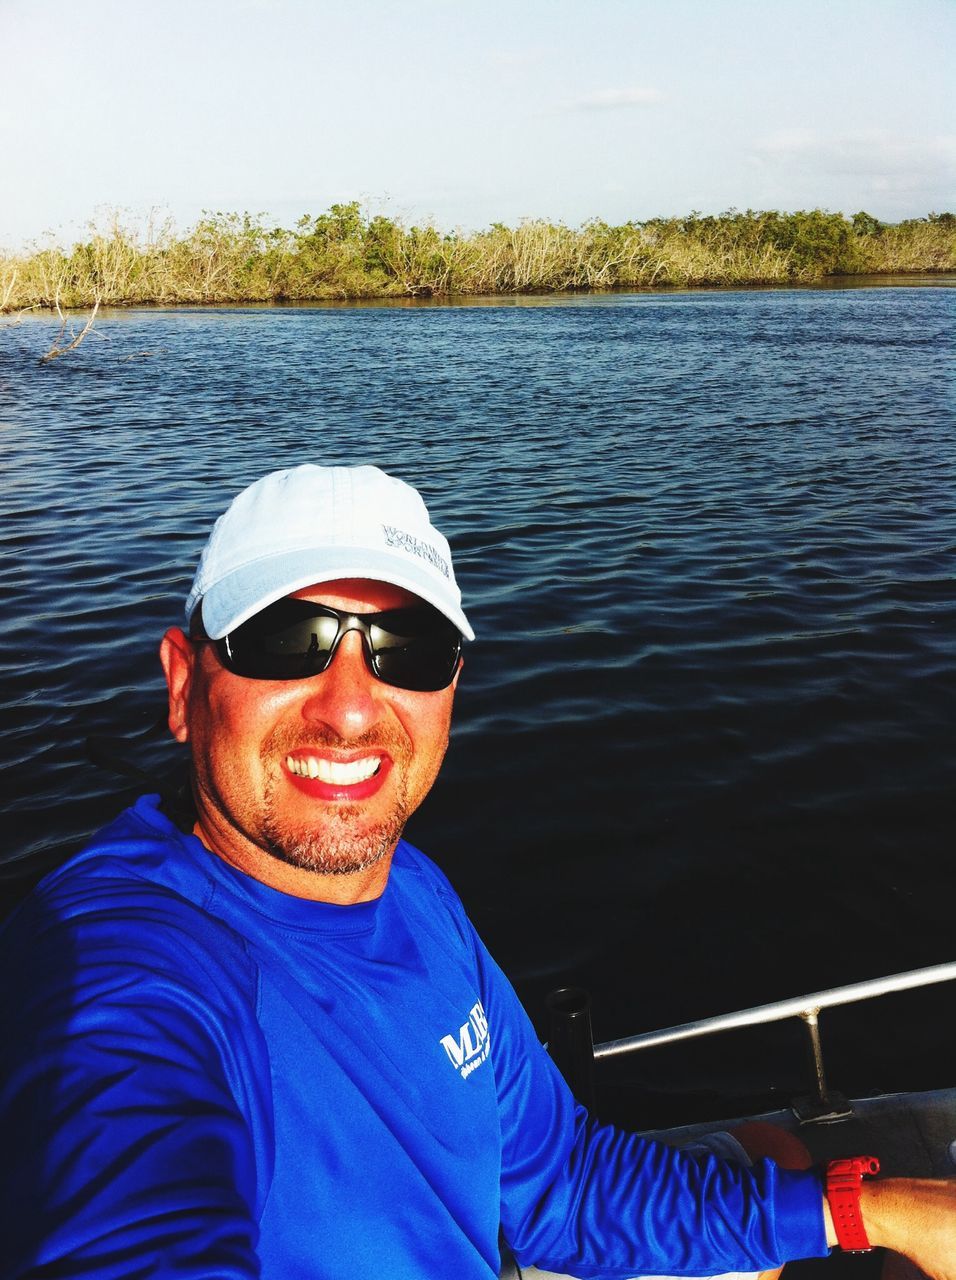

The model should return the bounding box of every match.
[219,601,460,690]
[368,609,461,692]
[220,603,341,679]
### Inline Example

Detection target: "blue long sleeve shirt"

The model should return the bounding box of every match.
[0,795,828,1277]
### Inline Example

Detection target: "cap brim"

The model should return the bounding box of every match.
[195,547,474,641]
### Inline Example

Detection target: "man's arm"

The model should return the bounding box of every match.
[470,935,827,1275]
[470,924,956,1277]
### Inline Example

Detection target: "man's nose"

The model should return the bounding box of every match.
[299,631,381,738]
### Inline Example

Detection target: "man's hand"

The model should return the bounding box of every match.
[824,1177,956,1280]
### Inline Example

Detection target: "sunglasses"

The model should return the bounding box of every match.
[211,598,462,692]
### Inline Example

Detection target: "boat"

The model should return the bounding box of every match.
[501,962,956,1278]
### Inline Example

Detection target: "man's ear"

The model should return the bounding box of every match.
[159,627,197,743]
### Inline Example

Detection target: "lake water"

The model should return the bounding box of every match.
[2,286,954,1120]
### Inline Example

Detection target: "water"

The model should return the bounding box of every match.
[1,287,954,1118]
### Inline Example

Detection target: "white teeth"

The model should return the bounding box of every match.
[286,755,381,785]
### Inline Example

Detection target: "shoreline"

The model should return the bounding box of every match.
[6,272,955,317]
[3,205,953,314]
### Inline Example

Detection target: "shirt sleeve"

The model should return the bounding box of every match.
[473,934,829,1277]
[0,884,274,1279]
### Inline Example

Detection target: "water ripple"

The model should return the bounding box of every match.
[1,288,954,1093]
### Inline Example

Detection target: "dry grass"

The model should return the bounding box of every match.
[857,220,956,273]
[2,206,953,312]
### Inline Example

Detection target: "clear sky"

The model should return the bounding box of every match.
[2,0,954,249]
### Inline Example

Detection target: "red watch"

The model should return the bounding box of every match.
[825,1156,881,1252]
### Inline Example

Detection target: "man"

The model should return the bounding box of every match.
[1,464,954,1279]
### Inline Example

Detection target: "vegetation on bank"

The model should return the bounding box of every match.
[2,204,954,311]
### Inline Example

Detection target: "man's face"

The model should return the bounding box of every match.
[160,579,460,901]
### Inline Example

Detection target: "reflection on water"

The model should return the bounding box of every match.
[1,286,954,1107]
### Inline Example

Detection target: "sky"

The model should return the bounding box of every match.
[2,0,954,249]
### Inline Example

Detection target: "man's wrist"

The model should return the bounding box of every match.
[821,1168,923,1255]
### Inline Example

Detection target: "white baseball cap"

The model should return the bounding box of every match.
[185,464,474,641]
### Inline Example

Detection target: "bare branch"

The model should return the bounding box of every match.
[40,296,101,363]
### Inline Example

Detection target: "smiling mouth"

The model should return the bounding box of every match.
[286,755,382,785]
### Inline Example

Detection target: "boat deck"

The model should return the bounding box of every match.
[651,1086,956,1179]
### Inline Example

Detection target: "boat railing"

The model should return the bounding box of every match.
[547,961,956,1122]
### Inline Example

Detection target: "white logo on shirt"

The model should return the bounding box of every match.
[440,1001,490,1079]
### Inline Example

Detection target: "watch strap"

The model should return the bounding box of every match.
[825,1156,880,1252]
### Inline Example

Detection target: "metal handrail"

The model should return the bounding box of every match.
[590,960,956,1121]
[594,961,956,1060]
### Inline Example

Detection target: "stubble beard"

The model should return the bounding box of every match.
[258,728,413,876]
[260,788,410,876]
